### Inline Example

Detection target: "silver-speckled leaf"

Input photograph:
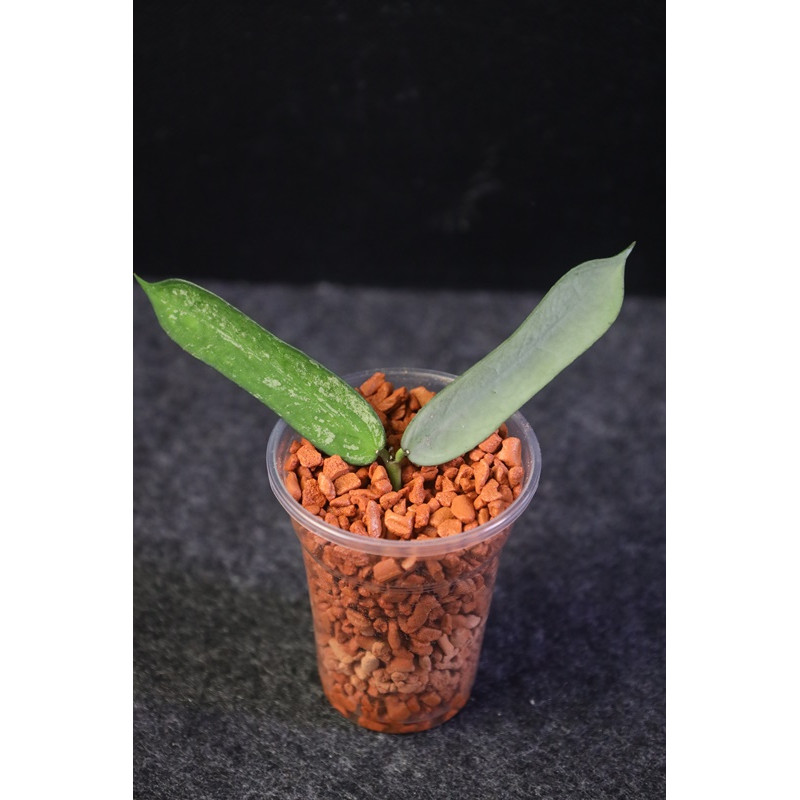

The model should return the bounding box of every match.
[136,277,386,464]
[401,245,633,465]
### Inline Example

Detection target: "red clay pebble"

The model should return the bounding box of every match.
[384,510,414,539]
[365,500,383,538]
[284,472,301,501]
[297,443,324,468]
[373,558,403,583]
[497,436,522,468]
[477,432,503,453]
[322,454,351,481]
[450,494,476,524]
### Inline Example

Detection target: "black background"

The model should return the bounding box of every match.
[135,1,664,295]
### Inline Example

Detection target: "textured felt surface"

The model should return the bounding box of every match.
[134,281,665,799]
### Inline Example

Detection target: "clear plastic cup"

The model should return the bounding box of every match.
[266,368,542,733]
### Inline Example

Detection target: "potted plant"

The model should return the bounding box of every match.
[136,245,632,732]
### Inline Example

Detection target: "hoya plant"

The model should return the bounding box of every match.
[136,245,633,489]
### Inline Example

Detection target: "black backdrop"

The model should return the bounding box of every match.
[135,1,664,295]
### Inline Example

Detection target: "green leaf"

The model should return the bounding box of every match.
[136,276,385,464]
[400,245,633,465]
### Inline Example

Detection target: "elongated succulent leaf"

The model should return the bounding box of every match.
[136,276,385,464]
[401,245,633,465]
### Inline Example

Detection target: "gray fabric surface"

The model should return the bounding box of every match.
[134,280,665,799]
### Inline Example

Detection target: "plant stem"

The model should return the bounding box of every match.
[378,448,405,491]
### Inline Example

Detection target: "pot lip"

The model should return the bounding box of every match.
[266,367,542,557]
